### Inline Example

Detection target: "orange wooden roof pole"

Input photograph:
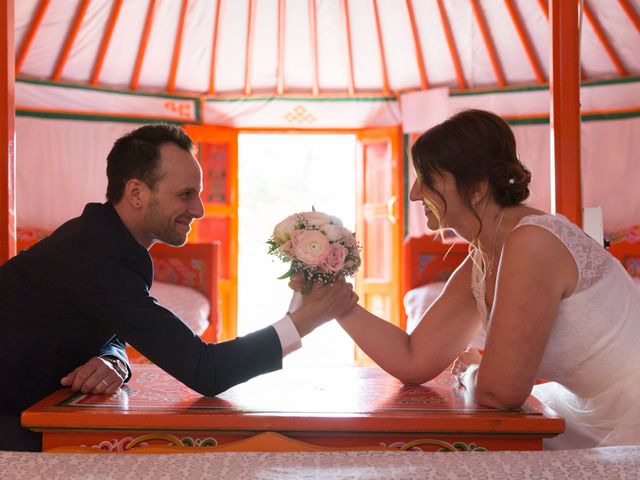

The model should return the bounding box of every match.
[371,0,390,95]
[208,0,222,95]
[618,0,640,34]
[471,0,506,87]
[583,0,627,76]
[243,0,256,96]
[537,0,549,17]
[90,0,122,86]
[537,0,586,81]
[504,0,545,84]
[549,0,582,226]
[340,0,355,95]
[52,0,91,81]
[308,0,320,96]
[276,0,285,95]
[15,0,50,75]
[168,0,190,93]
[131,0,157,90]
[1,0,16,262]
[405,0,428,90]
[436,0,466,90]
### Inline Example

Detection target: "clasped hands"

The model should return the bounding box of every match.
[287,273,358,336]
[60,356,126,395]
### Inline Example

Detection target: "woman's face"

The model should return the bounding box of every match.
[409,170,467,233]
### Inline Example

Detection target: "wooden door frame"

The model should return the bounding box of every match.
[184,125,407,345]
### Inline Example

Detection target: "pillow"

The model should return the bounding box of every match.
[403,281,486,349]
[403,281,447,334]
[149,281,210,336]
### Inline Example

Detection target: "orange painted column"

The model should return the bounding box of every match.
[0,0,16,263]
[549,0,582,226]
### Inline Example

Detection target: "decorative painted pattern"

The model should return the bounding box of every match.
[380,438,488,452]
[284,105,316,124]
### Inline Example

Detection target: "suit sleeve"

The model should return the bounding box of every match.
[75,257,283,396]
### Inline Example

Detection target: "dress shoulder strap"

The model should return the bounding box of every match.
[514,214,610,293]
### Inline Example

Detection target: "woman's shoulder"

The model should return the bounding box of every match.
[511,209,593,247]
[444,252,477,297]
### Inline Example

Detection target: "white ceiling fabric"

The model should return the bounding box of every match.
[14,0,640,96]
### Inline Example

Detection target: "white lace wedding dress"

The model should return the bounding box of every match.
[471,213,640,449]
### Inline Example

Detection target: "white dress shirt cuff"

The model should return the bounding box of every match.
[273,315,302,357]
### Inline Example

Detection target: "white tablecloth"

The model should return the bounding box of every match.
[1,447,640,480]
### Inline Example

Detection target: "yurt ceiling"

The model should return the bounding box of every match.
[11,0,640,236]
[14,0,640,98]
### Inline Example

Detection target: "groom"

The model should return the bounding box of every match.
[0,123,358,451]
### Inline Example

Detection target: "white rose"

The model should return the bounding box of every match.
[300,211,331,227]
[273,214,298,243]
[320,224,344,242]
[329,215,343,227]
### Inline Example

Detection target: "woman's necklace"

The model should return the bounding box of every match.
[487,209,505,276]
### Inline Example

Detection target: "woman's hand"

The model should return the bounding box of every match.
[60,356,125,395]
[451,347,482,383]
[287,274,358,337]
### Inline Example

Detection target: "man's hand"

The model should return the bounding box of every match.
[60,356,125,395]
[287,275,359,337]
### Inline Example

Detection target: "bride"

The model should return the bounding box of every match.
[293,109,640,449]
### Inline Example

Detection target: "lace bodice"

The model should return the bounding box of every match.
[470,213,640,447]
[471,214,612,321]
[516,214,611,292]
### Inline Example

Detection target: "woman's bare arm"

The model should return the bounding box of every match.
[467,225,578,408]
[337,256,483,384]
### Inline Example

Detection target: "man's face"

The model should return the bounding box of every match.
[142,143,204,247]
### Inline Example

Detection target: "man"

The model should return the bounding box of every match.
[0,124,357,451]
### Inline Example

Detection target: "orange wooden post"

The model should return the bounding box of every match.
[549,0,582,226]
[0,0,16,263]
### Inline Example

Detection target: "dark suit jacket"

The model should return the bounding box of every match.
[0,203,282,415]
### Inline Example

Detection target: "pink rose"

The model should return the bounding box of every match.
[300,211,331,227]
[340,227,357,247]
[292,230,330,266]
[322,243,348,272]
[279,240,295,259]
[273,214,298,243]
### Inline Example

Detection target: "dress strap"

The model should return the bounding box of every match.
[514,214,610,293]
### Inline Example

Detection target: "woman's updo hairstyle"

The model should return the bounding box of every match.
[411,109,531,210]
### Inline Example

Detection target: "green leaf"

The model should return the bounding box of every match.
[277,266,295,280]
[301,277,314,295]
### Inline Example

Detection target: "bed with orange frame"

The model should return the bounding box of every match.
[402,233,468,333]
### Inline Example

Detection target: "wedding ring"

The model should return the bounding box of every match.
[100,379,109,387]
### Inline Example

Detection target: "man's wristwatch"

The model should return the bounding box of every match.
[101,355,129,381]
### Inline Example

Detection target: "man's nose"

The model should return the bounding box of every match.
[191,197,205,219]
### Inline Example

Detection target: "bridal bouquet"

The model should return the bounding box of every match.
[267,210,361,294]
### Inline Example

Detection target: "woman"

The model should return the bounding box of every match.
[296,109,640,449]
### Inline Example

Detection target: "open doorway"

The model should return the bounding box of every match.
[237,133,357,367]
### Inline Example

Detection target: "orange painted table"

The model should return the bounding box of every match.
[22,365,564,452]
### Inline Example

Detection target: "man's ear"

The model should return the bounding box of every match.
[123,179,148,209]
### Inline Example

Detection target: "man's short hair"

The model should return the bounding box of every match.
[106,123,194,204]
